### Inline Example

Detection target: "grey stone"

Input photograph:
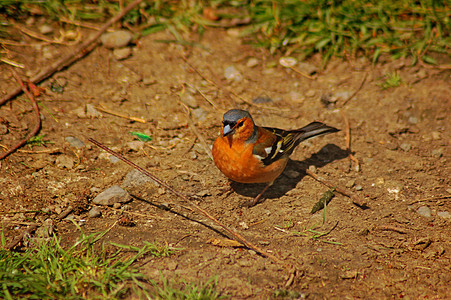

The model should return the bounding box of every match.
[345,179,355,188]
[284,170,300,179]
[437,211,450,219]
[253,95,273,104]
[126,141,144,152]
[246,58,259,68]
[192,107,208,122]
[86,104,102,118]
[355,185,363,191]
[431,131,441,140]
[432,148,444,158]
[180,93,198,108]
[39,24,54,35]
[122,169,158,189]
[0,124,8,134]
[100,30,133,48]
[400,143,412,152]
[55,155,74,169]
[408,116,418,124]
[113,47,132,60]
[93,185,131,206]
[305,90,316,97]
[417,206,432,218]
[65,136,85,149]
[88,206,102,218]
[224,65,242,82]
[298,62,319,75]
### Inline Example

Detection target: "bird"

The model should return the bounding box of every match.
[212,109,339,207]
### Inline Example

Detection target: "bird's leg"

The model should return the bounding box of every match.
[243,181,273,207]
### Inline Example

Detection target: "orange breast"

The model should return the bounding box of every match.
[212,136,288,184]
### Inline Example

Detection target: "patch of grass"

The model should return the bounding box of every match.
[242,0,449,65]
[0,1,448,66]
[0,230,174,299]
[153,276,223,300]
[26,134,53,147]
[378,71,403,89]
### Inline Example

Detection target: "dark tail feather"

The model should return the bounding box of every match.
[295,121,339,142]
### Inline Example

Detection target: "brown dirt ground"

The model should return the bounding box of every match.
[1,26,450,299]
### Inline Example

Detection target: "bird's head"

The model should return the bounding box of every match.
[221,109,256,144]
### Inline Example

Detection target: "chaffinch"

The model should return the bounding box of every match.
[212,109,339,206]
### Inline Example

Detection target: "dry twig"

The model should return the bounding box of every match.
[0,0,143,106]
[0,68,41,160]
[88,138,282,263]
[339,110,360,171]
[179,101,214,160]
[378,225,407,234]
[96,103,147,123]
[341,72,368,107]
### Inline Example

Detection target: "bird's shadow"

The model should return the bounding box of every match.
[230,144,349,200]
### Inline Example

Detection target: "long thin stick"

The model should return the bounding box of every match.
[341,72,368,107]
[0,68,41,160]
[0,0,143,106]
[88,138,282,263]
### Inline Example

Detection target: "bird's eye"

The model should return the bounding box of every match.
[236,121,244,128]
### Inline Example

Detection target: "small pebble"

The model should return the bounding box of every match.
[431,131,441,140]
[0,124,8,134]
[298,62,318,75]
[246,58,259,68]
[399,143,412,152]
[91,187,101,193]
[239,221,249,229]
[305,90,316,97]
[88,206,102,218]
[417,206,432,218]
[167,261,178,271]
[355,185,363,191]
[180,93,198,108]
[113,47,132,60]
[192,107,208,122]
[224,65,242,82]
[437,211,450,219]
[65,136,85,149]
[55,155,74,169]
[432,148,443,158]
[334,91,351,100]
[39,24,54,35]
[196,190,211,197]
[253,95,273,104]
[289,91,303,102]
[279,57,297,68]
[345,179,355,188]
[113,202,122,209]
[226,28,241,37]
[122,169,158,189]
[93,185,131,206]
[408,116,418,124]
[284,169,300,179]
[86,104,102,118]
[100,30,133,48]
[308,165,317,173]
[126,141,144,152]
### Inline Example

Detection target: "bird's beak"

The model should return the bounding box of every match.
[223,124,233,137]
